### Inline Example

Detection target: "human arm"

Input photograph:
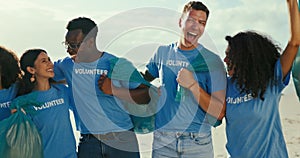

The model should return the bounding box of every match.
[176,68,226,120]
[141,70,156,82]
[53,59,67,82]
[280,0,300,79]
[98,74,150,104]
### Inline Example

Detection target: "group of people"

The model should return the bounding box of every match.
[0,0,299,158]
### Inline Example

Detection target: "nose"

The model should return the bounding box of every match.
[48,60,54,66]
[67,47,76,55]
[191,22,199,29]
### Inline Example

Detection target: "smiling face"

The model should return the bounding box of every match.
[31,52,54,80]
[179,9,207,50]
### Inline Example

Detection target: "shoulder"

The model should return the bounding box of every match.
[51,83,68,92]
[102,51,117,59]
[152,43,177,58]
[199,46,222,60]
[199,46,225,69]
[157,43,176,52]
[54,56,73,66]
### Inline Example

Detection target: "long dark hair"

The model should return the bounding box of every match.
[17,49,47,96]
[226,31,281,100]
[0,46,21,89]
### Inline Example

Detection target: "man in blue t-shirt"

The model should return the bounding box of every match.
[54,17,150,158]
[142,1,226,158]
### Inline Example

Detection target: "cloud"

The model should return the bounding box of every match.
[202,0,289,58]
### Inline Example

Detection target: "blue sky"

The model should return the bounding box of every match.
[0,0,289,59]
[0,0,297,95]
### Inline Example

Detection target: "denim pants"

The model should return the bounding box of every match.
[77,130,140,158]
[152,131,213,158]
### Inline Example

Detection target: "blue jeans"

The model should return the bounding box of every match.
[152,131,213,158]
[77,130,140,158]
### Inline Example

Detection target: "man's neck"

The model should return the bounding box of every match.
[178,40,198,51]
[75,50,103,63]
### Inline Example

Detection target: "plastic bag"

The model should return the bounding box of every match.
[0,93,43,158]
[124,86,158,134]
[108,58,157,133]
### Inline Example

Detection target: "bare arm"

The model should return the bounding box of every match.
[280,0,300,79]
[177,68,226,120]
[98,74,150,104]
[141,70,156,82]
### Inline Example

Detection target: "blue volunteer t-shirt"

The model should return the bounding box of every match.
[0,84,18,121]
[27,84,76,158]
[54,52,140,134]
[146,43,226,133]
[225,59,289,158]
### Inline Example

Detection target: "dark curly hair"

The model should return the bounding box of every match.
[226,31,281,100]
[0,46,21,89]
[181,1,209,20]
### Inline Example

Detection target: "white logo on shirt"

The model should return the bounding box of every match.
[166,60,189,67]
[34,98,65,110]
[226,93,253,104]
[74,68,108,75]
[0,101,10,108]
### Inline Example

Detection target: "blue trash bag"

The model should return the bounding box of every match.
[107,58,157,134]
[0,93,43,158]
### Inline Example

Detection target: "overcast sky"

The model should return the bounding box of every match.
[1,0,297,95]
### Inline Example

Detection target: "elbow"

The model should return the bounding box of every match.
[131,86,151,104]
[217,102,226,120]
[133,94,151,104]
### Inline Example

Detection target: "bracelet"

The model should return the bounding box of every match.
[188,81,197,89]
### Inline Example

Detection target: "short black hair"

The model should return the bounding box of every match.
[66,17,98,38]
[182,1,209,19]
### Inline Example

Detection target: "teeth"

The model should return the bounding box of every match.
[188,32,197,36]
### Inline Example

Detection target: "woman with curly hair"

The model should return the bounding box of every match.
[0,46,21,121]
[177,0,300,157]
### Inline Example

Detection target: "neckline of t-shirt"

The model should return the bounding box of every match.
[175,43,204,53]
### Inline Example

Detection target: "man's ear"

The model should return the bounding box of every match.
[86,37,95,47]
[26,66,35,75]
[179,18,182,28]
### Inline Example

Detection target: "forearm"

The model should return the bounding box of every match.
[281,43,299,77]
[280,0,300,77]
[189,83,226,120]
[142,70,156,82]
[113,85,150,104]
